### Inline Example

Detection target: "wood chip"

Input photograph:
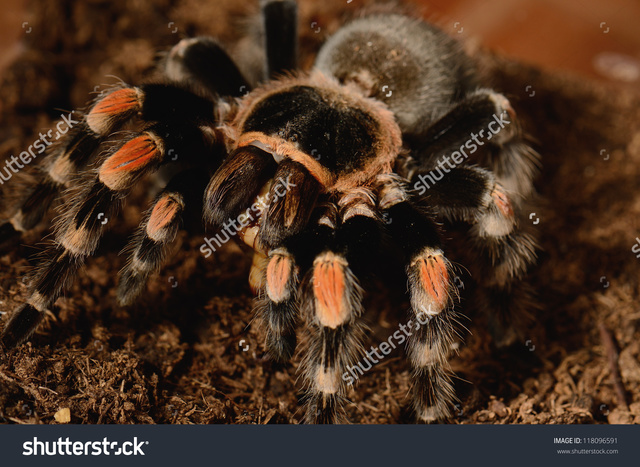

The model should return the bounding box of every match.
[54,407,71,423]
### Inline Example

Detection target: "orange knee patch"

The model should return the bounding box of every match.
[492,186,513,218]
[87,88,141,134]
[99,135,161,190]
[313,253,350,328]
[146,194,182,241]
[418,254,449,310]
[266,252,294,303]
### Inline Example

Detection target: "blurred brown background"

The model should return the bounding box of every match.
[1,0,639,87]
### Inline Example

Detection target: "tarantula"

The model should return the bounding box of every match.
[0,0,538,423]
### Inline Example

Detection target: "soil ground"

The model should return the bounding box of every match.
[1,0,639,424]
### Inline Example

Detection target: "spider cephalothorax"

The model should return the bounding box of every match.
[0,0,538,423]
[207,73,402,248]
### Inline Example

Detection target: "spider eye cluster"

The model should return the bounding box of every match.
[277,129,299,143]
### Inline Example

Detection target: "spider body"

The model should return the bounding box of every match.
[0,1,538,423]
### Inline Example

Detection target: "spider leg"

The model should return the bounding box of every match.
[117,168,211,305]
[165,37,250,98]
[0,181,58,252]
[470,205,538,346]
[233,182,313,363]
[165,0,298,92]
[1,80,221,254]
[299,191,379,424]
[378,177,459,422]
[252,245,300,362]
[86,82,218,136]
[262,0,298,79]
[412,165,510,226]
[409,166,537,346]
[406,88,539,201]
[405,87,539,347]
[202,148,322,363]
[1,113,222,348]
[0,123,101,253]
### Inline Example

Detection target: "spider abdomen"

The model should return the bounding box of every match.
[314,14,476,137]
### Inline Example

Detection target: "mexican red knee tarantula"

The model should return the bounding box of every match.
[0,0,538,423]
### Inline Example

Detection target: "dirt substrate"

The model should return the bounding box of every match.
[1,0,639,425]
